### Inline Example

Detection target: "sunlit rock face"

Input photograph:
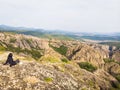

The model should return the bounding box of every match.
[0,33,49,50]
[0,61,119,90]
[0,32,120,90]
[50,40,109,68]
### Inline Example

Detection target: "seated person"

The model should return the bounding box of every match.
[3,53,20,67]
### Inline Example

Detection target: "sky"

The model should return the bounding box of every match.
[0,0,120,32]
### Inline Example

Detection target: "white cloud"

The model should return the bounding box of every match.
[0,0,119,32]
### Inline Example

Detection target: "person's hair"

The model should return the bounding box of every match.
[8,53,13,57]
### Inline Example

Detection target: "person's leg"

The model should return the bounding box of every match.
[9,60,20,67]
[10,61,17,67]
[16,59,20,63]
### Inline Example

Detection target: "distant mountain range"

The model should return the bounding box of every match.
[0,24,120,41]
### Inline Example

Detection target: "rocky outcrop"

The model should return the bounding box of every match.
[0,32,63,60]
[0,32,49,50]
[112,49,120,62]
[49,40,109,67]
[0,60,119,90]
[104,62,120,77]
[0,61,78,90]
[0,32,109,67]
[0,32,120,90]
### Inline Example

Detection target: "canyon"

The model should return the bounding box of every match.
[0,32,120,90]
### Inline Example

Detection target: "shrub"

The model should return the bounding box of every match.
[78,62,97,72]
[10,38,16,43]
[116,75,120,82]
[30,49,42,60]
[103,58,115,63]
[6,44,42,60]
[61,58,69,63]
[49,45,67,56]
[110,81,120,90]
[103,58,120,65]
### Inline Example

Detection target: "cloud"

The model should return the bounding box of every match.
[0,0,119,32]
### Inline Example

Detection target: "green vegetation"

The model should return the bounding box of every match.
[49,45,67,56]
[103,58,120,65]
[2,30,74,40]
[0,46,6,51]
[61,58,69,63]
[78,62,97,72]
[117,62,120,65]
[100,42,120,49]
[30,49,42,60]
[24,38,32,44]
[104,58,120,90]
[10,38,16,43]
[110,81,120,90]
[6,44,42,60]
[116,75,120,82]
[103,58,115,63]
[44,77,53,82]
[88,80,94,87]
[51,34,73,40]
[40,56,61,63]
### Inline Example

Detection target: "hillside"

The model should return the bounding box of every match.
[100,42,120,62]
[0,32,120,90]
[0,25,74,40]
[1,25,120,41]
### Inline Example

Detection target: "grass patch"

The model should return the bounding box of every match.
[0,46,6,51]
[103,58,120,65]
[78,62,97,72]
[89,80,95,87]
[103,58,115,63]
[44,77,53,82]
[40,56,61,63]
[61,58,69,63]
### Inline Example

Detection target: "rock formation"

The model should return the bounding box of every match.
[0,32,120,90]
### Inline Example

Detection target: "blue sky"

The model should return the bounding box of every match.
[0,0,120,32]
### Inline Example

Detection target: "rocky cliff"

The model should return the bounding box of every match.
[112,49,120,62]
[49,40,109,67]
[0,32,120,90]
[0,59,119,90]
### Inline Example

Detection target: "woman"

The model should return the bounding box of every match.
[3,53,20,67]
